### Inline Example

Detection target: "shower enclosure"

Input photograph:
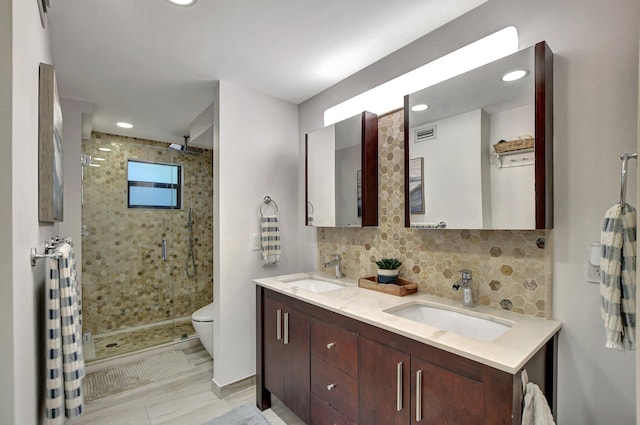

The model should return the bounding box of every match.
[81,132,213,361]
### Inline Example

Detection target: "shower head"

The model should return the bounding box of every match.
[169,137,201,155]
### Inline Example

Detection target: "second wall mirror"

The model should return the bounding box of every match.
[404,41,553,230]
[306,111,378,227]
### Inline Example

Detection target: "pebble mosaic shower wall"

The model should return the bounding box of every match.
[317,110,552,318]
[82,132,214,335]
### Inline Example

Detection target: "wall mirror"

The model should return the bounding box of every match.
[404,41,553,230]
[306,111,378,227]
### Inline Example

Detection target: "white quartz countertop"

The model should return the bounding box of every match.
[254,272,561,375]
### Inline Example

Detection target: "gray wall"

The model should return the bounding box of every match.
[299,0,639,423]
[0,0,13,424]
[4,1,56,424]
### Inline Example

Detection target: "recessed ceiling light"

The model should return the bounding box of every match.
[501,69,528,82]
[165,0,197,6]
[116,122,133,129]
[411,104,429,112]
[98,147,112,152]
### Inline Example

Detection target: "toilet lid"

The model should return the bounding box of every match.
[192,303,215,322]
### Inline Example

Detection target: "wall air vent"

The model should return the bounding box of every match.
[414,124,437,143]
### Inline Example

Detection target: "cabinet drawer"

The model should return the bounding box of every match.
[311,356,358,422]
[311,317,358,377]
[311,394,356,425]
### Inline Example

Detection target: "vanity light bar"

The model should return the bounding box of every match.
[323,26,519,126]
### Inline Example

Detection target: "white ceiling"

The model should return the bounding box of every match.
[48,0,486,144]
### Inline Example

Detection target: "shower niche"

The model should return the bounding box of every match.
[81,133,213,361]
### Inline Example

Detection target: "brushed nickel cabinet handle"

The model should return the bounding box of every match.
[397,362,403,411]
[283,312,289,345]
[327,383,336,391]
[276,309,282,340]
[416,369,423,422]
[326,342,335,349]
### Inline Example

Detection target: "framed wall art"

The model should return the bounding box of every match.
[39,62,64,222]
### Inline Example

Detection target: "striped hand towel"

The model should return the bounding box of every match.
[600,203,637,351]
[45,242,85,424]
[261,215,281,266]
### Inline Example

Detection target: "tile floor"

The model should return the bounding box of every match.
[70,343,304,425]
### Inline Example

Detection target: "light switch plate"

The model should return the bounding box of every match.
[587,242,601,284]
[251,233,261,251]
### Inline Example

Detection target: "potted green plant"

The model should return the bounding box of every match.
[376,258,402,284]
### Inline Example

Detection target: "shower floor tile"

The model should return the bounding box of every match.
[90,320,195,362]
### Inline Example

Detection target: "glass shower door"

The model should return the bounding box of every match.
[81,136,178,361]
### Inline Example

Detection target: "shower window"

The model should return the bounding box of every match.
[127,160,182,209]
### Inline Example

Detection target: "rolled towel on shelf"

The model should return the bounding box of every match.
[600,203,637,351]
[261,215,281,266]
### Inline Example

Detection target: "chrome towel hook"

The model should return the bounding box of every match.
[620,152,637,211]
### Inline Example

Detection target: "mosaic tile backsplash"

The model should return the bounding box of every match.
[317,110,551,318]
[82,133,214,335]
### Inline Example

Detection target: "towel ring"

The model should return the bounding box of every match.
[260,196,279,217]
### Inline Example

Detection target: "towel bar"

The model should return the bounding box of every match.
[30,248,63,266]
[30,236,72,266]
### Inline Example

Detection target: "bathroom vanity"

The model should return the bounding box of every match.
[255,274,560,425]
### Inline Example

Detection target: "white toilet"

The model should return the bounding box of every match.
[191,302,214,358]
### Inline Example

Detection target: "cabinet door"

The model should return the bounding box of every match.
[284,306,310,423]
[359,337,411,425]
[263,296,284,400]
[411,357,484,425]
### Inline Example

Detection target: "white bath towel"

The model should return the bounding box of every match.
[261,215,281,266]
[521,370,555,425]
[45,242,85,424]
[600,203,636,351]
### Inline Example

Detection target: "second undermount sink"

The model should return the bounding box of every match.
[385,302,513,341]
[284,277,346,293]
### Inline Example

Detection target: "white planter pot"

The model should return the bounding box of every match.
[377,269,399,284]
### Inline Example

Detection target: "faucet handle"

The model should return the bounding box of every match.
[458,269,472,280]
[331,253,341,260]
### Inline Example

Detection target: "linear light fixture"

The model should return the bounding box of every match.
[324,26,519,126]
[165,0,197,6]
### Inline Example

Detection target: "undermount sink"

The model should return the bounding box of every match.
[385,302,513,341]
[284,277,345,293]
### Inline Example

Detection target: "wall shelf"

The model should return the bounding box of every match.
[493,148,534,169]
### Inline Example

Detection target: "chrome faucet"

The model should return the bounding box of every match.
[323,254,342,279]
[452,270,474,307]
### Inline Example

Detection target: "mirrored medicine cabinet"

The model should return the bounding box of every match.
[404,41,553,230]
[305,111,378,227]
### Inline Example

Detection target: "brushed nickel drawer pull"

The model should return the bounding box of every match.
[283,312,289,345]
[327,383,337,391]
[416,369,423,422]
[276,309,282,340]
[326,342,335,349]
[397,361,403,411]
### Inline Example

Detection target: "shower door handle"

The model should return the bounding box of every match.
[162,239,167,261]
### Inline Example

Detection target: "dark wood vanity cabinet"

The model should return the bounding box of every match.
[360,337,485,425]
[359,337,411,425]
[257,286,557,425]
[261,294,310,423]
[310,318,358,424]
